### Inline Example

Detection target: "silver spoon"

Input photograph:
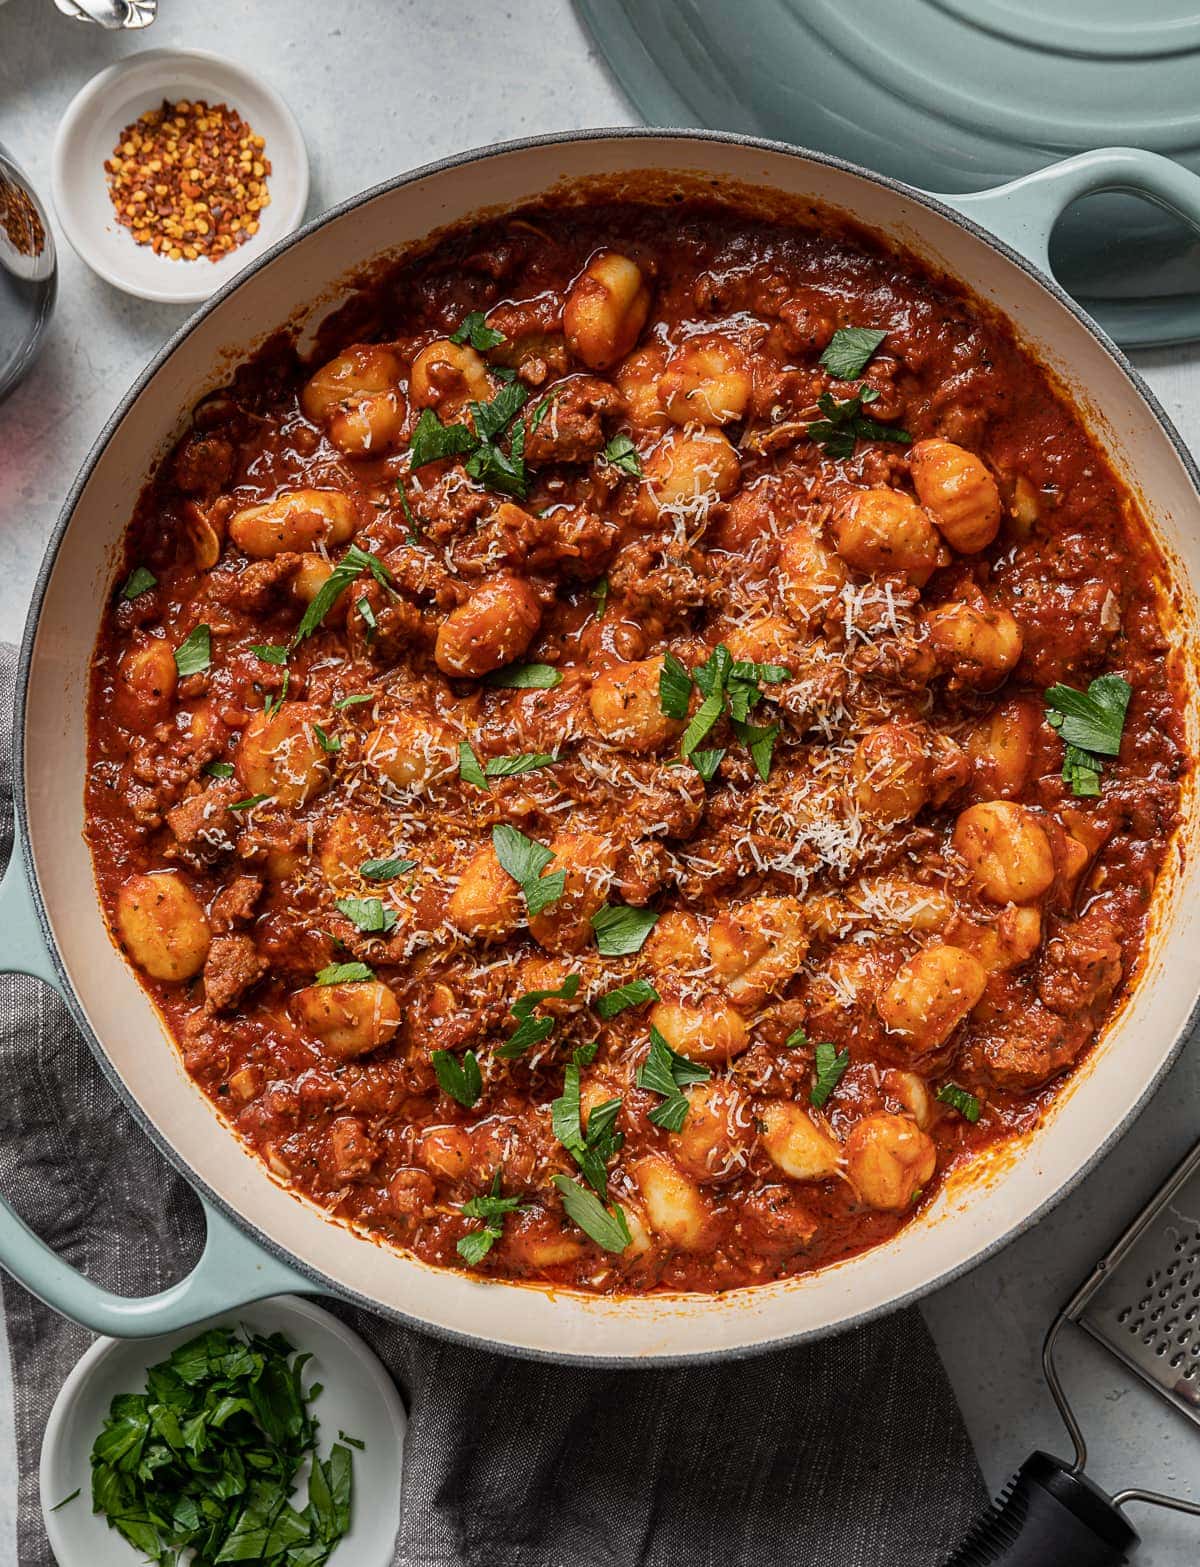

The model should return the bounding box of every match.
[52,0,157,28]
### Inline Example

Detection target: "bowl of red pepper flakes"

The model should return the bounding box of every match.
[51,48,309,305]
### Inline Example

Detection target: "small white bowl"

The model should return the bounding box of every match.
[40,1296,406,1567]
[52,48,309,304]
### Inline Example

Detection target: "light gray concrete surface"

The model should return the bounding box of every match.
[1,0,1198,1559]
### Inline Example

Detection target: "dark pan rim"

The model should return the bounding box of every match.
[15,125,1200,1366]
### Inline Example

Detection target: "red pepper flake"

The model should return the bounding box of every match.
[104,98,272,263]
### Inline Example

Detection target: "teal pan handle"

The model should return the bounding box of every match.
[0,834,319,1337]
[938,146,1200,349]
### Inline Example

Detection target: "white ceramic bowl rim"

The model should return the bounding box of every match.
[16,127,1200,1365]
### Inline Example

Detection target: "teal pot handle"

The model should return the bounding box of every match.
[940,147,1200,349]
[0,835,318,1336]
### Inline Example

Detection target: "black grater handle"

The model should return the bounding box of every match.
[944,1452,1140,1566]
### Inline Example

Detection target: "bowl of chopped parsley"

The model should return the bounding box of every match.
[39,1296,405,1567]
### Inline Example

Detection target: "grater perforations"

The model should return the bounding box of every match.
[1078,1165,1200,1424]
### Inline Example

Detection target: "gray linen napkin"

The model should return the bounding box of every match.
[0,642,987,1566]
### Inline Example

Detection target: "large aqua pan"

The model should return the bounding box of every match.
[1,132,1199,1362]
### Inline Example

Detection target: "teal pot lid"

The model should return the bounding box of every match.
[575,0,1200,327]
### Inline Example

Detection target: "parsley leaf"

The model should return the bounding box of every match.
[335,692,374,710]
[203,760,235,779]
[87,1325,354,1567]
[603,432,642,477]
[315,961,375,985]
[1044,674,1131,796]
[121,565,156,600]
[432,1048,483,1108]
[470,379,528,443]
[250,641,289,665]
[810,1040,851,1108]
[334,896,397,935]
[689,746,726,783]
[551,1174,631,1252]
[450,311,506,351]
[591,576,609,620]
[820,326,887,380]
[680,690,725,760]
[658,651,693,720]
[808,388,912,459]
[460,743,557,790]
[409,407,477,469]
[360,855,415,883]
[731,717,781,782]
[591,903,659,957]
[491,823,564,915]
[229,793,269,811]
[293,545,393,646]
[484,661,563,689]
[314,723,341,754]
[174,624,211,678]
[458,740,488,790]
[784,1026,808,1049]
[937,1082,982,1123]
[456,1171,521,1263]
[637,1025,710,1129]
[397,481,421,542]
[496,974,581,1060]
[553,1062,624,1196]
[594,978,660,1019]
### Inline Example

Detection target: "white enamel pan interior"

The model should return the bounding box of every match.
[5,130,1200,1362]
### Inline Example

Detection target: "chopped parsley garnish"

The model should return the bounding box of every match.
[334,692,374,710]
[203,760,235,779]
[484,661,563,690]
[553,1062,623,1196]
[264,668,290,718]
[820,326,887,381]
[591,903,659,957]
[602,432,642,477]
[174,624,211,678]
[408,381,542,500]
[49,1489,79,1511]
[334,896,398,935]
[937,1082,982,1123]
[658,650,693,720]
[229,793,269,812]
[396,481,421,542]
[637,1025,711,1130]
[359,855,415,883]
[807,387,912,460]
[293,545,393,646]
[250,641,289,665]
[1044,674,1131,798]
[315,961,375,985]
[809,1040,851,1108]
[356,597,376,641]
[87,1325,354,1567]
[594,977,660,1019]
[496,973,581,1060]
[314,724,341,754]
[408,407,477,469]
[432,1048,483,1108]
[459,741,556,790]
[457,1171,521,1264]
[662,643,790,780]
[551,1174,631,1253]
[120,565,156,601]
[591,575,609,620]
[784,1026,808,1049]
[491,823,564,915]
[450,310,506,351]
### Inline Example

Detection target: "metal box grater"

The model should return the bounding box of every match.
[945,1142,1200,1565]
[1077,1144,1200,1426]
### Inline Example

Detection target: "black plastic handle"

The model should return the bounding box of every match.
[944,1453,1139,1566]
